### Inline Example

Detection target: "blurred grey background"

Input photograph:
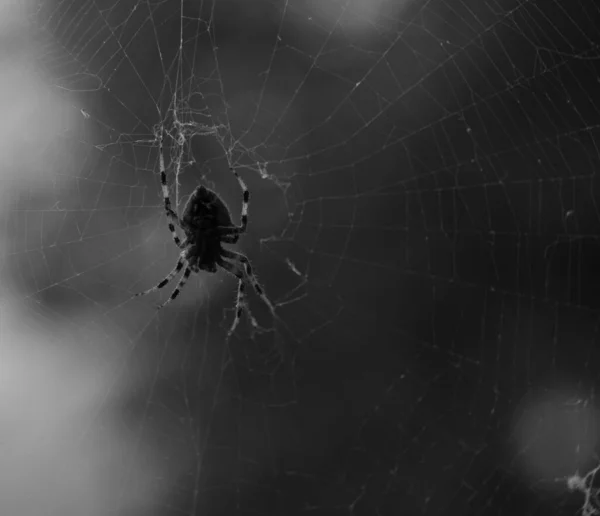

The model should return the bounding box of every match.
[1,1,600,515]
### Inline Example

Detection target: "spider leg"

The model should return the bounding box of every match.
[216,166,249,239]
[231,166,249,234]
[218,258,260,336]
[221,248,275,313]
[134,254,185,298]
[159,265,192,309]
[156,126,184,248]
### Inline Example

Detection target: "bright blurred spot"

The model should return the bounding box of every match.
[513,385,600,488]
[0,3,170,515]
[0,308,167,516]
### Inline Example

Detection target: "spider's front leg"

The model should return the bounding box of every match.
[156,123,185,248]
[217,166,250,239]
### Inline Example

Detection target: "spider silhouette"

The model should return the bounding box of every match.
[135,127,274,336]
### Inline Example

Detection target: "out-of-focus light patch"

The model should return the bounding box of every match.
[0,0,25,35]
[0,305,168,516]
[511,384,600,492]
[0,63,71,190]
[0,0,72,207]
[306,0,409,33]
[0,0,81,314]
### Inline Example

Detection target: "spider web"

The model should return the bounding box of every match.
[1,0,600,515]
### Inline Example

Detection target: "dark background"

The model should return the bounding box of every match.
[10,0,600,514]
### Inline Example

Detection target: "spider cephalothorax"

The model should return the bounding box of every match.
[135,127,274,336]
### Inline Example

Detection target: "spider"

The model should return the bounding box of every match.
[134,127,275,336]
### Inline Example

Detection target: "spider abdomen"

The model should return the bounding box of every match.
[181,185,235,230]
[180,185,236,273]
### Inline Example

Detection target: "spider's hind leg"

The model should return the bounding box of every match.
[221,249,275,313]
[158,265,192,309]
[218,259,261,337]
[135,255,185,298]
